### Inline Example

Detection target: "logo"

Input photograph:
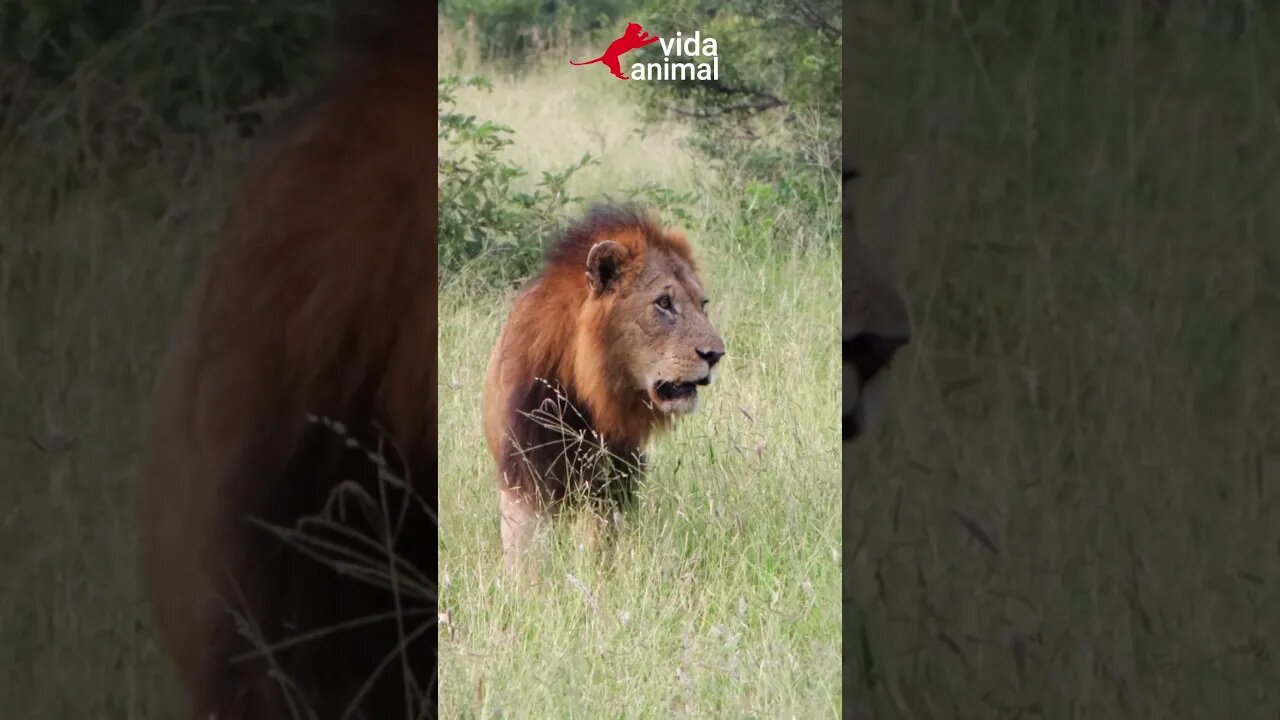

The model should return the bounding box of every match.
[569,22,720,82]
[569,22,660,80]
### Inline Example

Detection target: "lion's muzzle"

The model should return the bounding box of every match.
[650,342,724,414]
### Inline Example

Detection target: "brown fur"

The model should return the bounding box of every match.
[482,205,725,572]
[138,2,436,718]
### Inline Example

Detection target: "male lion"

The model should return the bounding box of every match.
[482,204,725,573]
[843,159,910,442]
[137,2,436,718]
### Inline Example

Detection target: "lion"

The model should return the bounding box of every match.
[481,204,725,573]
[843,159,911,443]
[569,21,660,80]
[137,2,436,718]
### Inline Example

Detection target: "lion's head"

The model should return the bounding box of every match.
[577,218,724,417]
[844,161,910,441]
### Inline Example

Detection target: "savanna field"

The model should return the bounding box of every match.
[437,24,843,719]
[1,3,1278,719]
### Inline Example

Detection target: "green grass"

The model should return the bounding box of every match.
[847,3,1280,717]
[438,254,841,718]
[437,29,842,719]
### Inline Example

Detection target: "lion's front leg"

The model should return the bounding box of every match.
[499,486,539,577]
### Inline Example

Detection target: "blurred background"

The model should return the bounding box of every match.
[0,1,342,715]
[848,1,1280,717]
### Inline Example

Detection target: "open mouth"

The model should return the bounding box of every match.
[653,376,710,403]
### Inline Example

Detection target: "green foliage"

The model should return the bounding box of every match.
[438,75,699,286]
[732,168,838,254]
[438,75,596,284]
[635,1,839,124]
[0,0,338,144]
[441,0,631,60]
[630,0,842,253]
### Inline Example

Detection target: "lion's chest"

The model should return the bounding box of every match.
[502,377,644,507]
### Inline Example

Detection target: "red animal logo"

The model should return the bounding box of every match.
[570,22,660,80]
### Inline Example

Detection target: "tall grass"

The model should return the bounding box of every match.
[848,3,1280,717]
[437,23,842,718]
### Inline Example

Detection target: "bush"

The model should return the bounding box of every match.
[437,75,595,284]
[438,74,700,286]
[0,0,338,143]
[440,0,631,60]
[630,0,842,253]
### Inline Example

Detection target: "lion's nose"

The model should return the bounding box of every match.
[697,347,724,368]
[844,332,909,385]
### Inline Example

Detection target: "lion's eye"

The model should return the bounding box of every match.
[700,299,709,309]
[655,295,674,311]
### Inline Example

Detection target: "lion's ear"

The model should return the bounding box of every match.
[586,240,628,295]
